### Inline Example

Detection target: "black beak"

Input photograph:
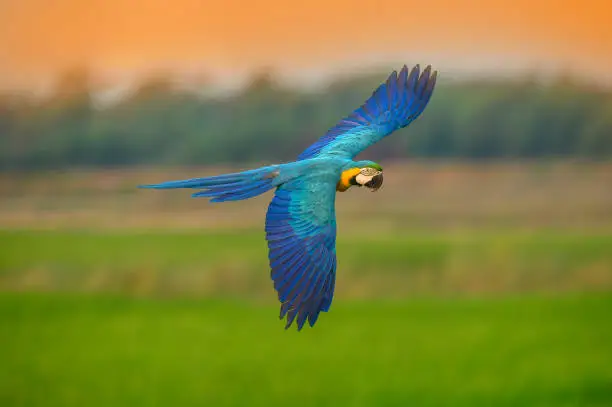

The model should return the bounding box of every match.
[364,173,383,191]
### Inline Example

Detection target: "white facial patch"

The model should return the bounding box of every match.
[355,173,374,186]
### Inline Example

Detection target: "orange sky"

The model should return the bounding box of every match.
[0,0,610,89]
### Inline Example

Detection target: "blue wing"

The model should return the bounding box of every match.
[298,64,437,160]
[265,172,338,330]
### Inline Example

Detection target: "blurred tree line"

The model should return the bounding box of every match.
[1,68,611,170]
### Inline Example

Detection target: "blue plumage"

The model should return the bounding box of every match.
[139,166,281,202]
[139,64,438,330]
[265,170,339,330]
[298,64,437,160]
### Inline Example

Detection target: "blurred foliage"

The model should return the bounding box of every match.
[1,68,611,170]
[1,230,610,297]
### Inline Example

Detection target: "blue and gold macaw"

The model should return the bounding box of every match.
[140,64,437,330]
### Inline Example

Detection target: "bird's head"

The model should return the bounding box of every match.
[355,165,384,192]
[338,162,384,192]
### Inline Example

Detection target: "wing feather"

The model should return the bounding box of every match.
[265,177,338,330]
[298,64,437,160]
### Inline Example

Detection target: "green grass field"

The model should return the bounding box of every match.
[1,164,611,406]
[1,294,611,407]
[1,229,611,297]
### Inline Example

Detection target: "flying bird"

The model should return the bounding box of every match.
[140,64,438,330]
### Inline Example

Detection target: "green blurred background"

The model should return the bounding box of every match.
[2,1,612,406]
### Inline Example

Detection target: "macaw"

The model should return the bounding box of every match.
[140,64,438,330]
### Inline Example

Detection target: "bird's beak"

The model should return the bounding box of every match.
[364,172,383,192]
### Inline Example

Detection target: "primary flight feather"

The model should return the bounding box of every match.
[140,64,438,330]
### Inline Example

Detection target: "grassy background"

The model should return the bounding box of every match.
[1,163,611,406]
[2,294,611,407]
[1,229,611,297]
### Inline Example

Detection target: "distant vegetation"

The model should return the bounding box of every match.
[1,68,611,170]
[2,229,610,297]
[1,164,610,297]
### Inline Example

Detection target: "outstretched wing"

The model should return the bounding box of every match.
[298,64,437,160]
[265,170,338,330]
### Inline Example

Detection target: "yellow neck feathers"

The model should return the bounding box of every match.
[336,168,361,192]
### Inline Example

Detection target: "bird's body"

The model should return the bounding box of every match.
[140,64,438,330]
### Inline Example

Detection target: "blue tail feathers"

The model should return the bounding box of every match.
[138,166,281,202]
